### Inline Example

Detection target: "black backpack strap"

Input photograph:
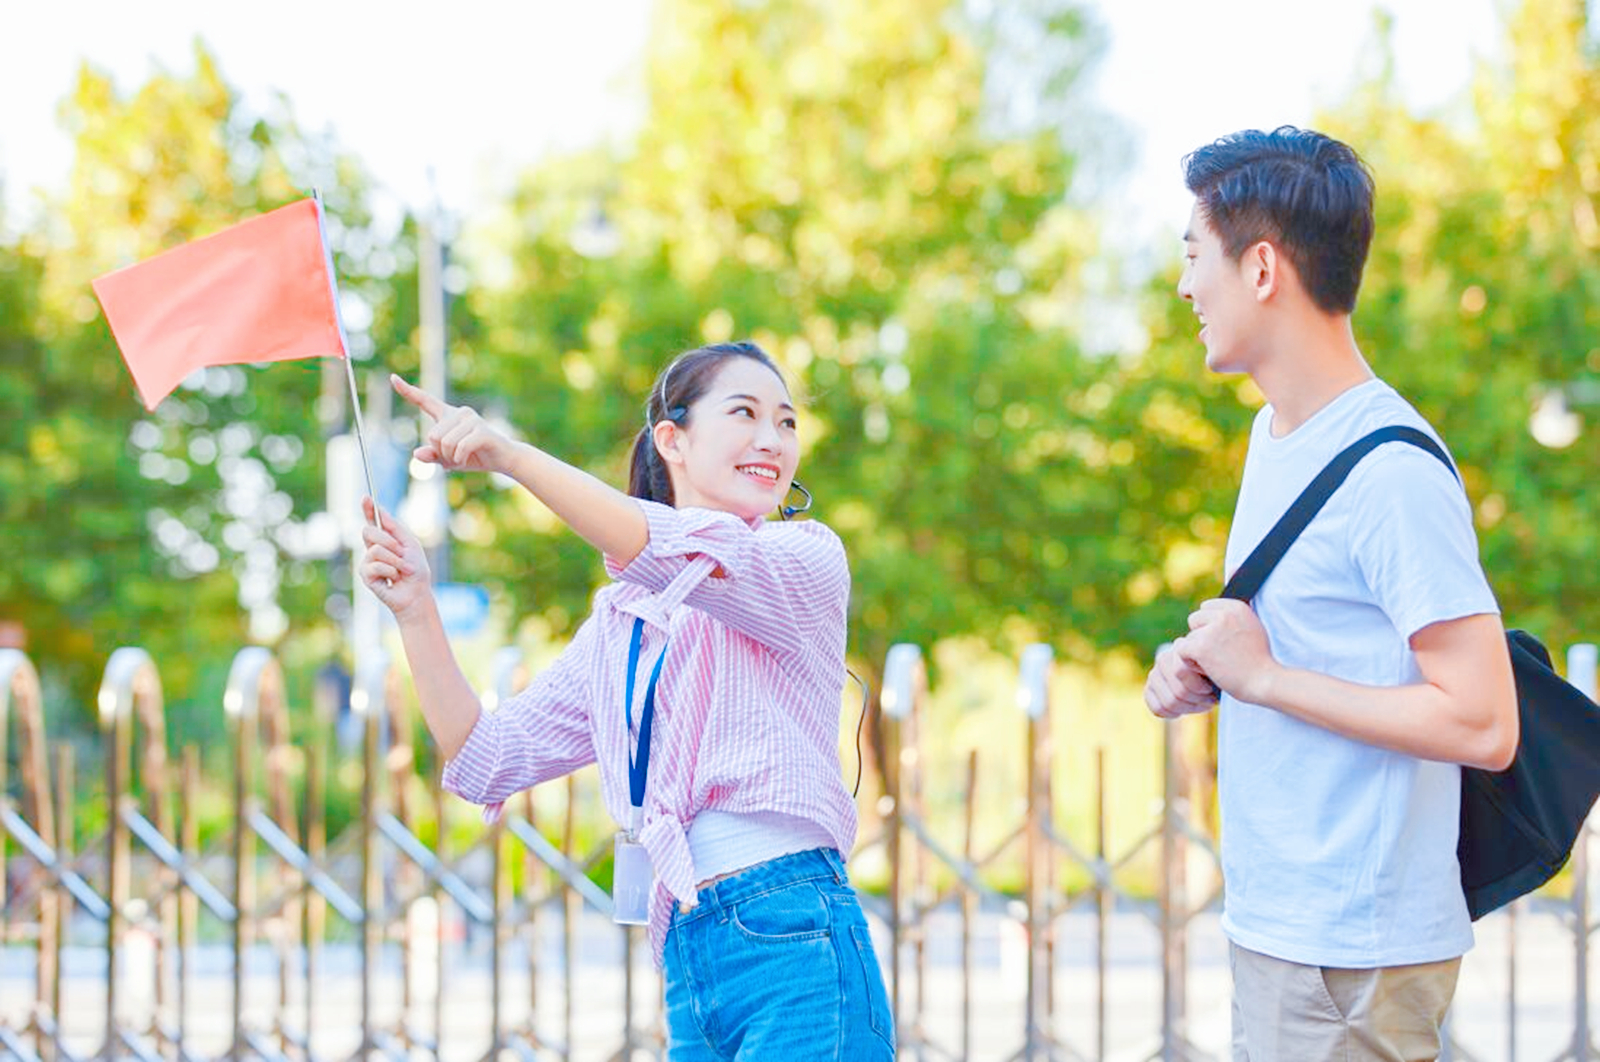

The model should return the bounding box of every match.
[1220,425,1458,602]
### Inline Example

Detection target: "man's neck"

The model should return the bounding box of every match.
[1251,314,1375,437]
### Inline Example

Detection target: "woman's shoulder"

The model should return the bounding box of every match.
[760,515,848,558]
[760,513,841,539]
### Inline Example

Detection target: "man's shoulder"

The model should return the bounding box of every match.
[1340,386,1461,498]
[1294,380,1454,487]
[1343,380,1436,436]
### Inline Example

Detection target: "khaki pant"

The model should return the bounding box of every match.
[1230,943,1461,1062]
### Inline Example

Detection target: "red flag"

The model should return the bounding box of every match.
[92,197,347,411]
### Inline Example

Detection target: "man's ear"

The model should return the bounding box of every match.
[1244,240,1281,303]
[652,420,685,468]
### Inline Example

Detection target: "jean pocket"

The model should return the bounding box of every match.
[849,923,896,1054]
[729,881,832,943]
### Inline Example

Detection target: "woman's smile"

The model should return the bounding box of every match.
[737,462,782,486]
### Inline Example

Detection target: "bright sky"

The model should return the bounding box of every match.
[0,0,1503,251]
[1092,0,1500,247]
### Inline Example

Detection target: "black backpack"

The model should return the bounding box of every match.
[1221,425,1600,920]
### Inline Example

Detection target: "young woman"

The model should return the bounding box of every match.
[359,341,895,1059]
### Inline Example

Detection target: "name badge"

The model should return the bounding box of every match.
[615,617,666,927]
[612,831,654,925]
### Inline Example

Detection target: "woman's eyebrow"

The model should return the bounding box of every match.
[719,392,796,413]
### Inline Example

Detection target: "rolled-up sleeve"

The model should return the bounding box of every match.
[441,613,599,808]
[606,500,849,661]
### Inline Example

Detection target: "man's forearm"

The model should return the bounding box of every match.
[1247,665,1516,770]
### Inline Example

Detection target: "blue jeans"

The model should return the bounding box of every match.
[664,848,896,1060]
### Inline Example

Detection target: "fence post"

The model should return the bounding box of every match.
[1017,643,1053,1061]
[1505,897,1517,1062]
[98,647,169,1060]
[179,745,199,1055]
[1569,643,1596,1062]
[961,748,978,1062]
[353,651,392,1058]
[880,643,925,1056]
[224,646,293,1060]
[52,743,74,1062]
[0,649,56,1059]
[484,646,527,1056]
[1159,714,1188,1062]
[1096,745,1109,1062]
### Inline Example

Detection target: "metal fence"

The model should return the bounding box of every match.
[1,641,1595,1061]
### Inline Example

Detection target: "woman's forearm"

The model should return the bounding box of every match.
[503,441,650,564]
[393,600,484,761]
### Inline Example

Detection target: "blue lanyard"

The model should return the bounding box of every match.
[624,617,668,819]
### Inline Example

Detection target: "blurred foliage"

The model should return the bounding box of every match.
[1321,0,1600,650]
[0,45,424,748]
[0,0,1596,898]
[450,0,1204,681]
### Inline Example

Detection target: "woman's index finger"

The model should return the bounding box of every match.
[391,373,447,420]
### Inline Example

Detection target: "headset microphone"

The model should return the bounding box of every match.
[780,481,813,520]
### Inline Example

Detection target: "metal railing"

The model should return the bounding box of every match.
[1,640,1595,1061]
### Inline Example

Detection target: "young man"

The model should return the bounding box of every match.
[1143,127,1519,1061]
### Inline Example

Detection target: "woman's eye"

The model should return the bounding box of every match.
[730,406,754,418]
[782,418,798,430]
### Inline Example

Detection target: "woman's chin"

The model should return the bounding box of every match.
[724,483,786,520]
[737,495,784,521]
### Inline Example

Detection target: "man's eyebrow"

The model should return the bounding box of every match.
[720,392,797,412]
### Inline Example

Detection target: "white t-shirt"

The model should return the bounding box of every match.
[1218,378,1499,968]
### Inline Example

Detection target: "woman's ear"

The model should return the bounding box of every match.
[652,420,685,468]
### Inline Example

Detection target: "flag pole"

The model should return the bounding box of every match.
[313,189,384,529]
[342,356,384,527]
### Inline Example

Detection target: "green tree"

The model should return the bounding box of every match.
[447,0,1198,679]
[3,44,394,746]
[1322,0,1600,649]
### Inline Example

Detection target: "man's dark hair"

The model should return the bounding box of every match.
[1183,126,1375,315]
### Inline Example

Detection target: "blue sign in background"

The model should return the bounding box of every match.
[434,582,491,637]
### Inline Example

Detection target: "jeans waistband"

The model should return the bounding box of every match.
[671,847,846,926]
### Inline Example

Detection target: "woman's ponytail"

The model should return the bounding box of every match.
[626,425,674,505]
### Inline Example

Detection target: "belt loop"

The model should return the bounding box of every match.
[710,885,730,924]
[826,847,845,883]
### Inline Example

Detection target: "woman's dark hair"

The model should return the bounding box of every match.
[1183,125,1375,315]
[627,340,788,505]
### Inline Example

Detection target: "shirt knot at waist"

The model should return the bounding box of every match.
[639,810,697,910]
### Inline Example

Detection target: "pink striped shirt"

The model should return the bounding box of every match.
[440,498,858,966]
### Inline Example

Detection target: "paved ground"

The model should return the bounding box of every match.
[0,903,1593,1060]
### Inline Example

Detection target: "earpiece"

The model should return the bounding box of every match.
[780,481,813,520]
[655,355,685,428]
